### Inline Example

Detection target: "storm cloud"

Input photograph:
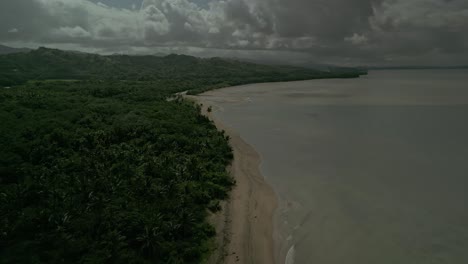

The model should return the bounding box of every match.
[1,0,467,65]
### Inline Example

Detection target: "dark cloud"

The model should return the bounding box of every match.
[265,0,378,39]
[1,0,467,66]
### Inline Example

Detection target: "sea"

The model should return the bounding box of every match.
[199,70,468,264]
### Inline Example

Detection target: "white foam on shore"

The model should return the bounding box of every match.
[285,244,296,264]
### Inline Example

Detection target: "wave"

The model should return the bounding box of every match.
[285,244,296,264]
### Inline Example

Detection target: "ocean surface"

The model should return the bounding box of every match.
[199,70,468,264]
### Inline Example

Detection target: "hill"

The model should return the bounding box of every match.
[240,56,368,74]
[0,44,31,55]
[0,47,365,90]
[367,65,468,70]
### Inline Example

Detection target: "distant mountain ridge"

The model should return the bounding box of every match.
[366,65,468,70]
[0,46,365,88]
[0,44,31,55]
[236,57,368,75]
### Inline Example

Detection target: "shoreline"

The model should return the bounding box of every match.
[188,95,278,264]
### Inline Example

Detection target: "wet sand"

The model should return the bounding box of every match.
[188,96,278,264]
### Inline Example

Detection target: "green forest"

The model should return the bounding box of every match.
[0,48,365,263]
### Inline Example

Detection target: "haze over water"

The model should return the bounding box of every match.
[199,70,468,264]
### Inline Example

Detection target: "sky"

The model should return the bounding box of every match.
[1,0,468,66]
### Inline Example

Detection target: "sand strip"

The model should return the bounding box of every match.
[187,95,278,264]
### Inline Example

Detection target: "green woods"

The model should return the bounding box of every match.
[0,47,364,90]
[0,48,364,263]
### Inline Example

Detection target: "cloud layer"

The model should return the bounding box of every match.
[1,0,467,65]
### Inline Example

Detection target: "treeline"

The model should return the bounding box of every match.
[0,47,364,88]
[0,48,364,263]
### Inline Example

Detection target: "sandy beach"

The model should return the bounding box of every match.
[187,95,278,264]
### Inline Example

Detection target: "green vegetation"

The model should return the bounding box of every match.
[0,47,364,90]
[0,80,234,263]
[0,48,364,263]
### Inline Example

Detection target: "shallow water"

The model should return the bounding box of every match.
[199,70,468,264]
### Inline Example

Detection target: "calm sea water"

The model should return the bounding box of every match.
[200,70,468,264]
